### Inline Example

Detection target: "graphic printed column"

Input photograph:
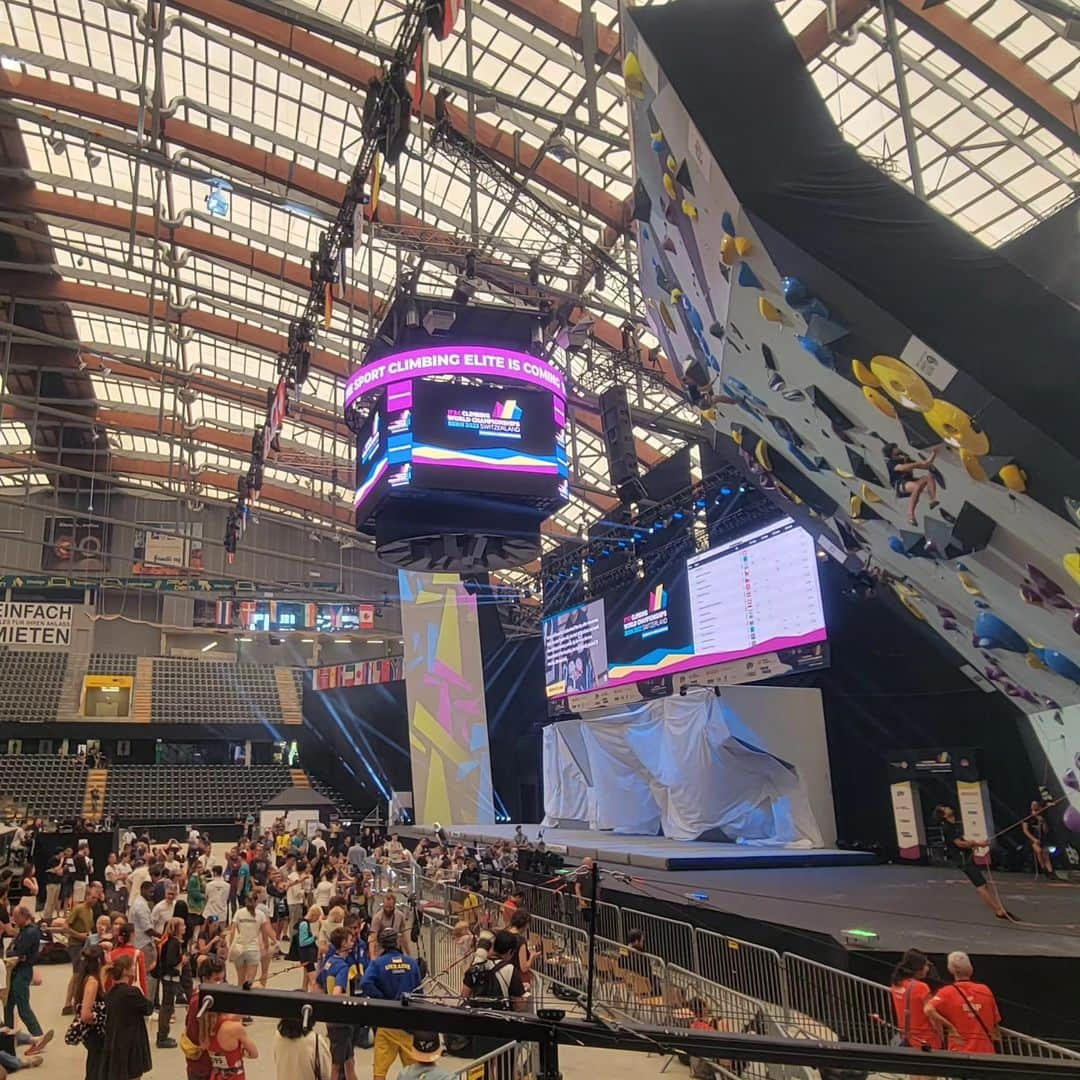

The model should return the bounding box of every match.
[399,570,494,825]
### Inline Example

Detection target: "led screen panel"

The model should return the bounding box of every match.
[543,599,609,698]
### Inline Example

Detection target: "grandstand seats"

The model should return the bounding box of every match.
[0,755,89,820]
[151,660,287,723]
[0,650,68,722]
[104,764,293,822]
[308,776,360,818]
[87,652,138,676]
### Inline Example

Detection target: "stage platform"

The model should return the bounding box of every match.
[399,822,876,871]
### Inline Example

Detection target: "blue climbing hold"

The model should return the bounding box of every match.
[796,335,836,370]
[888,536,907,556]
[737,263,762,289]
[781,276,810,307]
[973,611,1028,653]
[1040,650,1080,684]
[721,211,735,237]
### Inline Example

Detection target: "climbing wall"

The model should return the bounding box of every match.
[622,2,1080,800]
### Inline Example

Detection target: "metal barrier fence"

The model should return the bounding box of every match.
[696,928,786,1014]
[415,875,1080,1064]
[445,1040,539,1080]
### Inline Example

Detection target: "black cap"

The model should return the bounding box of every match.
[410,1032,442,1061]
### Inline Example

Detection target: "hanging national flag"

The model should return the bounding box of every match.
[369,150,383,218]
[324,281,333,329]
[412,36,428,114]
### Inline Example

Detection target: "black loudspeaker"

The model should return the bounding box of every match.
[924,501,996,559]
[599,385,641,503]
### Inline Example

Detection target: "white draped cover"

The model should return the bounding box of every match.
[543,688,827,846]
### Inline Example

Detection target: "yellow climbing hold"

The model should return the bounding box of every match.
[861,483,882,504]
[835,467,855,480]
[957,570,982,596]
[754,438,772,471]
[1026,651,1048,671]
[849,494,863,519]
[863,386,898,419]
[623,52,646,98]
[1064,553,1080,587]
[720,235,737,266]
[670,288,683,304]
[960,450,988,483]
[730,427,743,446]
[681,199,698,220]
[999,464,1027,492]
[662,173,677,200]
[759,298,783,323]
[851,359,881,388]
[734,236,752,257]
[925,399,990,455]
[870,355,933,412]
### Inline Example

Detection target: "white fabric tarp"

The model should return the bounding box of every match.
[543,688,826,846]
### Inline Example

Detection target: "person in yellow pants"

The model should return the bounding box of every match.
[359,928,423,1080]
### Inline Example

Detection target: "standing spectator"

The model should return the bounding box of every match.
[72,842,93,905]
[360,928,423,1080]
[18,864,38,915]
[227,894,272,992]
[184,955,226,1080]
[152,882,179,937]
[5,906,44,1037]
[62,881,103,1014]
[889,949,941,1051]
[100,954,152,1080]
[203,866,230,925]
[155,917,186,1049]
[61,847,77,912]
[317,925,361,1080]
[314,871,337,915]
[346,837,366,879]
[285,867,308,937]
[925,951,1001,1054]
[187,866,207,933]
[43,850,65,920]
[368,893,406,960]
[274,1014,331,1080]
[1022,801,1058,880]
[128,881,157,1004]
[461,930,525,1012]
[397,1033,454,1080]
[294,905,322,991]
[108,923,148,997]
[75,943,107,1080]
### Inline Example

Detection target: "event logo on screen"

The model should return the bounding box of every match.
[360,411,381,464]
[388,464,412,488]
[446,400,523,440]
[623,583,670,639]
[388,409,411,435]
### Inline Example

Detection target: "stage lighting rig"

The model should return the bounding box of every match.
[226,0,458,557]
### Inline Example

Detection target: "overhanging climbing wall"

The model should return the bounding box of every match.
[399,570,494,826]
[623,1,1080,780]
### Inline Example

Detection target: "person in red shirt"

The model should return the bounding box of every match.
[889,949,941,1051]
[925,951,1001,1055]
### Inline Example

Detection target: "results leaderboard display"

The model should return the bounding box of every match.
[543,517,828,701]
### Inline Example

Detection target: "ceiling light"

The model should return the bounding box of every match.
[84,146,102,169]
[334,639,351,644]
[367,639,384,645]
[48,134,67,154]
[99,686,120,693]
[237,637,253,642]
[200,640,219,652]
[301,638,315,643]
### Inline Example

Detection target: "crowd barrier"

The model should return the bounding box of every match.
[445,1041,538,1080]
[411,872,1080,1064]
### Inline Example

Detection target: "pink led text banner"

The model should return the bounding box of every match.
[344,345,567,411]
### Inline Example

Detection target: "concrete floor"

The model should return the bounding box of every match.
[27,959,680,1080]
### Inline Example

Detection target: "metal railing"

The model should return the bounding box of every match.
[413,873,1080,1065]
[445,1040,539,1080]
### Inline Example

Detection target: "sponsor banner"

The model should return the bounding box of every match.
[42,517,107,572]
[0,602,73,646]
[133,522,204,576]
[0,575,340,594]
[957,779,994,865]
[890,781,924,860]
[886,748,981,783]
[313,656,403,691]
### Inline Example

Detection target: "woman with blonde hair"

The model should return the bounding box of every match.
[295,904,321,991]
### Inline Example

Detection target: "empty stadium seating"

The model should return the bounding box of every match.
[87,652,138,676]
[151,660,287,723]
[0,650,68,722]
[0,755,89,820]
[308,776,360,818]
[104,764,293,822]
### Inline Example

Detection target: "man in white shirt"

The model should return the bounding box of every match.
[129,880,158,1003]
[311,831,327,857]
[152,882,179,936]
[203,865,230,924]
[286,871,309,935]
[128,859,150,900]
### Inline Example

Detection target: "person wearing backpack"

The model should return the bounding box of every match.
[461,930,525,1012]
[359,928,423,1080]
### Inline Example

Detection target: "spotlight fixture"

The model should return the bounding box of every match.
[48,135,67,155]
[422,307,456,335]
[544,134,574,163]
[84,145,102,169]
